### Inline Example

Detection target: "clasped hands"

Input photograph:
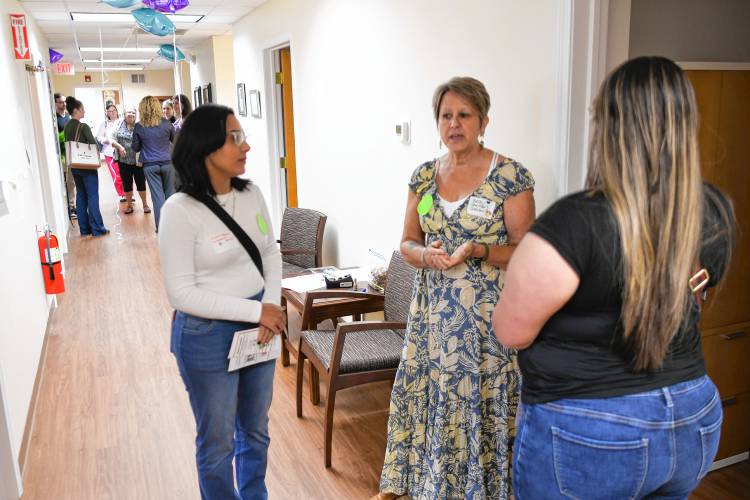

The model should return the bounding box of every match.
[421,240,477,270]
[258,303,286,344]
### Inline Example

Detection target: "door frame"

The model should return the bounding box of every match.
[263,41,297,226]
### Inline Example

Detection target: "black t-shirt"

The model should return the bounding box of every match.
[519,187,729,404]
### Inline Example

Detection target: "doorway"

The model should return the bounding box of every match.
[270,46,298,208]
[74,87,122,133]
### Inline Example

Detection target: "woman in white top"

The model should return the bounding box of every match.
[159,104,285,500]
[96,104,125,201]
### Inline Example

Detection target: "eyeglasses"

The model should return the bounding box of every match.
[227,130,247,146]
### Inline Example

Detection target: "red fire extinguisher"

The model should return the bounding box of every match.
[38,226,65,294]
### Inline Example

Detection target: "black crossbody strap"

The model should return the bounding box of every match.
[193,193,264,277]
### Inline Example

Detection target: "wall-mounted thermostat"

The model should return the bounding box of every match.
[396,120,411,145]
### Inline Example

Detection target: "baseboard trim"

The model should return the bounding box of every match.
[17,297,56,474]
[709,451,749,472]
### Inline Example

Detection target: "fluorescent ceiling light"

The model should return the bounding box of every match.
[71,12,203,23]
[80,47,159,53]
[83,59,152,63]
[84,66,144,71]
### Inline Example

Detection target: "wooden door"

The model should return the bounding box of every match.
[279,47,298,207]
[687,69,750,462]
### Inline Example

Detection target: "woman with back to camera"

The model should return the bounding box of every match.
[96,104,126,202]
[63,96,109,237]
[377,77,535,499]
[133,95,175,231]
[112,106,151,215]
[493,56,736,499]
[159,104,284,499]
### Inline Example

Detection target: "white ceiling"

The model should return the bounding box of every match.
[20,0,266,70]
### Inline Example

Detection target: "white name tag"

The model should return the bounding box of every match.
[210,232,240,254]
[466,196,496,219]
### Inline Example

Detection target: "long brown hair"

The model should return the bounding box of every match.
[586,56,703,372]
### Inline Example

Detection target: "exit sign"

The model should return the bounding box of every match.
[53,62,74,75]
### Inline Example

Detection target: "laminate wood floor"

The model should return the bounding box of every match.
[19,174,750,499]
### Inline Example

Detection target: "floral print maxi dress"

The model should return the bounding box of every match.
[380,156,535,499]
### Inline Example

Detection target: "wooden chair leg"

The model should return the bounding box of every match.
[324,379,337,468]
[309,363,321,405]
[281,332,290,367]
[281,297,290,366]
[296,349,305,418]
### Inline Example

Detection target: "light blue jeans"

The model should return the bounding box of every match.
[143,161,175,231]
[513,375,722,500]
[171,295,275,500]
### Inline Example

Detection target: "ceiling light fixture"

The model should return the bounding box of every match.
[83,58,152,63]
[80,47,160,53]
[84,66,145,71]
[71,12,203,23]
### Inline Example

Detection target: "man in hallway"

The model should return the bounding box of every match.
[55,93,76,219]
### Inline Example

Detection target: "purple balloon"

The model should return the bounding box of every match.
[49,48,64,64]
[142,0,190,13]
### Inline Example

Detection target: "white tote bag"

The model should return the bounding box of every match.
[65,123,100,169]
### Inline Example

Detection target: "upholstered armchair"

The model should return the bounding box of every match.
[278,208,327,276]
[295,251,416,467]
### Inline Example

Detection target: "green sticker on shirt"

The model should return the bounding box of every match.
[257,214,268,235]
[417,193,433,216]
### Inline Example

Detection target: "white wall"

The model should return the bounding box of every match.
[232,0,561,266]
[0,0,64,494]
[51,69,176,110]
[190,36,236,108]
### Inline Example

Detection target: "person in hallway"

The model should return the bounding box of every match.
[63,96,109,237]
[378,77,535,499]
[162,99,177,124]
[159,104,284,500]
[172,93,193,132]
[493,56,737,499]
[96,104,126,202]
[112,106,151,215]
[132,95,175,232]
[55,93,75,218]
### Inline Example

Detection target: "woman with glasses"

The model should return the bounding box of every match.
[96,104,126,202]
[133,95,175,231]
[112,106,151,215]
[159,104,284,499]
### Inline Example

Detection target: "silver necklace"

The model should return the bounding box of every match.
[217,190,236,217]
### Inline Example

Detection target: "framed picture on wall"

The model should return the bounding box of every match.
[202,83,212,105]
[248,89,261,118]
[237,83,247,116]
[193,86,202,107]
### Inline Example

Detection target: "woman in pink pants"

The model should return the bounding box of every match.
[97,104,125,201]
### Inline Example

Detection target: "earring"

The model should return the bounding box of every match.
[479,135,485,147]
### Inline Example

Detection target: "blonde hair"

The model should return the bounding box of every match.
[138,96,162,127]
[586,56,703,372]
[432,76,490,124]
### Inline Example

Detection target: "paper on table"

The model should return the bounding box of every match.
[227,328,281,372]
[281,273,326,293]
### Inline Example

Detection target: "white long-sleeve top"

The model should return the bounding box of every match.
[96,118,120,157]
[158,185,282,323]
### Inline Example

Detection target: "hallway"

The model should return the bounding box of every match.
[20,171,392,499]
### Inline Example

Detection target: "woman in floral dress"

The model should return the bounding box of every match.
[377,77,535,499]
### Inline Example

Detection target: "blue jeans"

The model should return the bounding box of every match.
[143,161,175,231]
[514,375,722,500]
[171,302,275,500]
[72,169,107,236]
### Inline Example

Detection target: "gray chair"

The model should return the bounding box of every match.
[296,251,416,467]
[278,208,327,276]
